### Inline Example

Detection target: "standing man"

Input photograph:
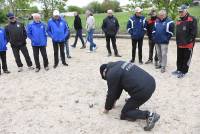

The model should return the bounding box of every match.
[100,61,160,131]
[27,13,49,72]
[102,9,121,57]
[0,26,10,75]
[5,13,34,72]
[145,10,158,66]
[71,12,85,49]
[127,7,147,64]
[172,5,198,78]
[152,10,174,73]
[86,10,97,53]
[47,10,69,68]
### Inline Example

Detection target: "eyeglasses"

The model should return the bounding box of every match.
[9,17,15,20]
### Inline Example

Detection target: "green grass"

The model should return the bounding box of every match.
[65,6,200,36]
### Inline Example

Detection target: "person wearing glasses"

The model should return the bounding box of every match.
[5,13,34,72]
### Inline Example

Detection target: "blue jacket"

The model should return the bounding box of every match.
[47,17,69,42]
[0,28,7,51]
[127,15,147,40]
[27,21,47,46]
[152,17,174,44]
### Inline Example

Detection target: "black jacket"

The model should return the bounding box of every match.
[147,17,157,40]
[104,61,156,110]
[5,21,27,47]
[74,15,82,30]
[102,16,119,36]
[176,13,197,47]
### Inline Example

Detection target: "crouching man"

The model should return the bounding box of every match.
[100,61,160,131]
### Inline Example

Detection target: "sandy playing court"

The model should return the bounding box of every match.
[0,37,199,134]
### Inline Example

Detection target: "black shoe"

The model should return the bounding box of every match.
[155,65,161,69]
[71,45,76,48]
[115,54,122,57]
[4,70,11,74]
[67,55,72,59]
[80,45,86,49]
[130,59,135,63]
[139,61,143,65]
[145,60,152,64]
[154,61,159,66]
[144,112,160,131]
[35,68,40,72]
[53,64,58,69]
[63,63,68,66]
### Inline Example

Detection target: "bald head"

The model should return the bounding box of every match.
[107,9,113,17]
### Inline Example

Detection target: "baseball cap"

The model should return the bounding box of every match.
[6,12,15,19]
[178,4,189,12]
[53,10,60,16]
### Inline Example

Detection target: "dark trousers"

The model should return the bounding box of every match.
[121,88,155,121]
[131,38,143,62]
[73,29,85,47]
[0,51,8,71]
[32,46,49,69]
[177,47,193,74]
[53,42,66,65]
[11,45,32,67]
[106,35,119,55]
[148,39,158,61]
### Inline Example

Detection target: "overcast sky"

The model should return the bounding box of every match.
[67,0,130,7]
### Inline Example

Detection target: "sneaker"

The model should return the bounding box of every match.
[107,53,112,57]
[63,63,69,66]
[161,67,165,73]
[145,60,153,64]
[172,70,181,75]
[177,72,186,78]
[139,61,143,65]
[130,59,135,63]
[18,67,23,72]
[144,112,160,131]
[28,66,34,70]
[93,46,97,51]
[35,68,40,73]
[87,50,93,53]
[115,54,122,57]
[45,67,49,71]
[4,70,11,74]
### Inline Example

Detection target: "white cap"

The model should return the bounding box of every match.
[53,10,60,16]
[135,7,143,13]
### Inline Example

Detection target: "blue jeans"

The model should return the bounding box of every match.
[87,29,96,51]
[64,40,70,57]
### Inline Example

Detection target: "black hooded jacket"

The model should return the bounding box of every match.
[104,61,156,110]
[5,21,27,47]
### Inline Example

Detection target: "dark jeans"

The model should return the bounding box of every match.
[177,47,193,74]
[131,38,143,62]
[32,46,49,69]
[53,41,66,65]
[0,51,8,71]
[106,35,119,55]
[11,45,32,67]
[121,88,155,121]
[148,39,158,61]
[73,29,85,47]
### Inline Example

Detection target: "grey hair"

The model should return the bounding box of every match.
[158,10,167,16]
